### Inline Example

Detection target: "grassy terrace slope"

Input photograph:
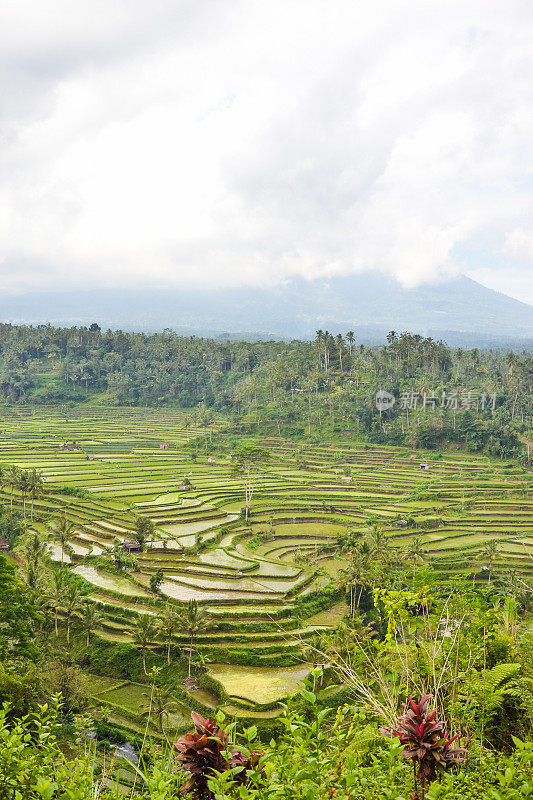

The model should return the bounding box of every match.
[0,405,531,725]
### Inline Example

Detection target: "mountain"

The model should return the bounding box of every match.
[1,273,532,347]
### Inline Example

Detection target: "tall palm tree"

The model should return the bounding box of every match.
[63,584,83,644]
[366,525,392,563]
[405,535,426,581]
[346,331,355,356]
[179,600,209,678]
[24,533,46,588]
[48,567,67,636]
[157,604,181,665]
[7,465,20,510]
[27,469,45,522]
[48,515,76,565]
[314,330,324,369]
[479,540,499,585]
[80,601,104,646]
[335,334,344,370]
[133,614,157,675]
[16,469,30,518]
[140,683,180,734]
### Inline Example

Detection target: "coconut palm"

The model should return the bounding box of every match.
[133,614,157,675]
[63,583,84,644]
[48,515,76,565]
[346,331,355,356]
[479,540,499,585]
[48,567,68,636]
[80,601,104,646]
[27,468,45,522]
[28,578,51,632]
[23,533,46,588]
[16,469,30,519]
[140,683,180,733]
[366,525,393,563]
[179,600,209,678]
[157,604,181,666]
[405,535,426,581]
[7,465,20,510]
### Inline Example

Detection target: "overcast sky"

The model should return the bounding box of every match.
[1,0,532,302]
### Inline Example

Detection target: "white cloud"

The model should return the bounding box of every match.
[0,0,532,298]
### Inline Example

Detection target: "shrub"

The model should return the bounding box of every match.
[175,711,264,799]
[381,695,467,799]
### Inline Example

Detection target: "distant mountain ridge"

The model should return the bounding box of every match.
[1,273,532,347]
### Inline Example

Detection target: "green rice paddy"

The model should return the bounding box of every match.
[1,405,531,725]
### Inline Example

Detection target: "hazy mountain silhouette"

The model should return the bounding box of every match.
[2,273,532,346]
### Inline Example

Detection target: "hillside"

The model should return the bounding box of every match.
[2,273,532,345]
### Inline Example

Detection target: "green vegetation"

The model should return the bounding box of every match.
[0,325,531,796]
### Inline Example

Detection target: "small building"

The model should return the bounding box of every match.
[179,481,194,491]
[207,456,216,464]
[159,443,171,450]
[122,541,141,553]
[419,463,429,470]
[341,476,353,483]
[60,442,81,452]
[0,537,10,552]
[394,519,408,527]
[86,454,96,461]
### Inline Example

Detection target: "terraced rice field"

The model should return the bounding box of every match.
[0,405,531,719]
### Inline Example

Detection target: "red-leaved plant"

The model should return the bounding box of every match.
[174,712,263,799]
[380,695,467,800]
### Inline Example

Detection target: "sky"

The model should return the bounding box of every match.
[1,0,532,303]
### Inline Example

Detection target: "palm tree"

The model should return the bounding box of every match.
[179,600,209,678]
[479,540,499,585]
[27,469,45,522]
[346,331,355,356]
[366,525,393,563]
[314,330,324,369]
[24,533,46,588]
[335,334,344,370]
[133,614,157,675]
[48,567,67,636]
[7,465,20,510]
[140,683,179,733]
[16,469,30,519]
[338,559,361,618]
[49,515,76,565]
[157,604,181,665]
[63,584,83,644]
[80,601,104,646]
[405,535,426,581]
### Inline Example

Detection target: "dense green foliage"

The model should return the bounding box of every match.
[0,322,531,797]
[0,324,530,457]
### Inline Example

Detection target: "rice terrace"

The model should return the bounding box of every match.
[1,401,531,742]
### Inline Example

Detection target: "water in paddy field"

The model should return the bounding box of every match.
[159,579,279,601]
[71,565,149,596]
[47,543,71,563]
